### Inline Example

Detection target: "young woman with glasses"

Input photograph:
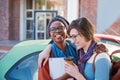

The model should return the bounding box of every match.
[38,16,77,80]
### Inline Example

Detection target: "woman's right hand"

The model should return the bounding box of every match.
[64,61,86,80]
[38,44,52,68]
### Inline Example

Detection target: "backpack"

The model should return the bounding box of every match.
[92,44,120,80]
[110,50,120,80]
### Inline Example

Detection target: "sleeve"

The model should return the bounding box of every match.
[95,53,111,80]
[38,60,51,80]
[66,40,77,49]
[38,53,53,80]
[48,40,53,44]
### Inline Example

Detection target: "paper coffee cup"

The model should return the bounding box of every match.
[64,56,74,65]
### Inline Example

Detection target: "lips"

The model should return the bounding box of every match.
[54,34,64,40]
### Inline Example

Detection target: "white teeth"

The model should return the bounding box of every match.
[56,35,61,38]
[55,34,63,40]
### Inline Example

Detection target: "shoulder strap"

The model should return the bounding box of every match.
[92,43,108,72]
[92,53,99,72]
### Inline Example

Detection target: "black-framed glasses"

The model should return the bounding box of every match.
[50,26,65,32]
[69,34,80,40]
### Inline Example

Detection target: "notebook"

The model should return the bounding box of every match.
[49,58,65,79]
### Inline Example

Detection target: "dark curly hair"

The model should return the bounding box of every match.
[47,15,69,34]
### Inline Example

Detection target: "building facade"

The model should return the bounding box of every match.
[0,0,120,41]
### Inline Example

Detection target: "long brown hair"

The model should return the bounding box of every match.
[68,17,95,41]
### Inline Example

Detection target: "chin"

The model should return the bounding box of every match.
[77,46,81,50]
[54,39,64,43]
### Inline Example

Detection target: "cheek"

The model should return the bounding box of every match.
[50,33,54,39]
[74,37,86,48]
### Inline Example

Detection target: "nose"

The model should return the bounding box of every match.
[55,29,61,33]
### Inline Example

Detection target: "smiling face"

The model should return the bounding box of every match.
[49,21,67,43]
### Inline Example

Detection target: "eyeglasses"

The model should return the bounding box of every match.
[50,26,65,32]
[69,34,80,40]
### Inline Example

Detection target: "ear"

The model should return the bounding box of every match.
[63,28,67,34]
[49,34,53,40]
[64,28,67,32]
[64,28,68,38]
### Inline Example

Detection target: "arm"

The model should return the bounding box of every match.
[64,61,86,80]
[38,44,52,68]
[94,53,111,80]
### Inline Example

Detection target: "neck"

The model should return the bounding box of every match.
[83,40,92,52]
[55,40,66,51]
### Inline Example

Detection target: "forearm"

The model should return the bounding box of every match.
[38,44,52,68]
[41,44,52,54]
[75,73,86,80]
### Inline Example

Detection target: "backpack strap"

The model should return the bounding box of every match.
[92,43,108,72]
[92,53,99,71]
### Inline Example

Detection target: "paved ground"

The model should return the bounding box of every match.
[0,40,20,59]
